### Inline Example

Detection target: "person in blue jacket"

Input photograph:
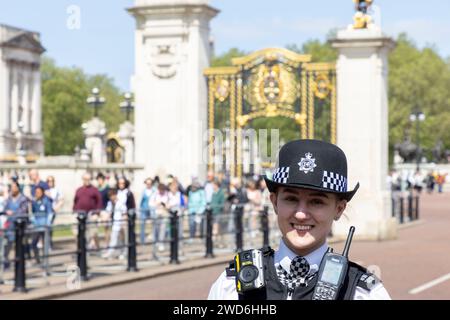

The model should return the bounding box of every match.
[30,186,54,264]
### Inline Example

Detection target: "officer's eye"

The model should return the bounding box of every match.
[284,196,298,202]
[310,198,325,205]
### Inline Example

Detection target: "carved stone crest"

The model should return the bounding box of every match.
[147,43,179,79]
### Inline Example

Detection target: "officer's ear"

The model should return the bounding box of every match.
[334,198,347,221]
[269,191,278,215]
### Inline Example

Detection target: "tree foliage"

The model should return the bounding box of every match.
[211,47,247,67]
[388,33,450,163]
[41,57,126,155]
[211,34,450,164]
[43,33,450,163]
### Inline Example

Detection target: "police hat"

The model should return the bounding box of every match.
[264,139,359,201]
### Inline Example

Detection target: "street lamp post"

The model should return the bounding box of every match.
[86,87,106,117]
[409,107,426,171]
[119,92,134,121]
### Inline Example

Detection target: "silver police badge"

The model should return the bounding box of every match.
[298,153,317,174]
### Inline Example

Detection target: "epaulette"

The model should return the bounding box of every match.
[225,260,237,277]
[260,246,274,256]
[357,272,381,291]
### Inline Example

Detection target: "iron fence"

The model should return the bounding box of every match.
[0,204,280,293]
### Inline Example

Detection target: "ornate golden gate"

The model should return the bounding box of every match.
[204,48,336,178]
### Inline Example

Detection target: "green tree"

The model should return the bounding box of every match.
[388,33,450,164]
[286,39,338,142]
[286,38,337,62]
[288,35,450,163]
[41,57,90,155]
[211,48,247,67]
[41,57,126,155]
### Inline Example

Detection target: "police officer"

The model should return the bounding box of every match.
[208,139,391,300]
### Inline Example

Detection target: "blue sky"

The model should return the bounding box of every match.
[1,0,450,91]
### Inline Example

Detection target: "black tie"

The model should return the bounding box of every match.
[276,256,311,291]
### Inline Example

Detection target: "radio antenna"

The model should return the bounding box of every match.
[342,226,355,258]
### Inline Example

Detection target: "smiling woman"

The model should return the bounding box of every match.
[272,187,347,257]
[208,139,391,300]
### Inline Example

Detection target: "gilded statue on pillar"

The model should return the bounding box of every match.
[352,0,374,29]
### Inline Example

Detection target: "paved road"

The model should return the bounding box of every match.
[60,192,450,300]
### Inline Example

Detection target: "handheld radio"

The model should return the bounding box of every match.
[312,226,355,300]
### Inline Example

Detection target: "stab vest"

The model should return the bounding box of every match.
[229,246,379,300]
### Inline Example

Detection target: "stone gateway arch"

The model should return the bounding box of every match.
[129,0,397,241]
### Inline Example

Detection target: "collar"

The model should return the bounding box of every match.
[274,238,328,275]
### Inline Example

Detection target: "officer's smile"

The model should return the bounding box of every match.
[291,224,314,232]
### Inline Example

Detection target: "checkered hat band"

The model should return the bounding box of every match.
[272,167,290,184]
[322,170,347,192]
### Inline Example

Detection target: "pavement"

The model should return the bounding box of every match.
[1,192,448,300]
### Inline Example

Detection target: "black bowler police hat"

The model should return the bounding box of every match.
[264,139,360,201]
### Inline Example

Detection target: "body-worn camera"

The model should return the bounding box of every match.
[229,249,265,293]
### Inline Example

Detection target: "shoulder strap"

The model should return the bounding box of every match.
[357,272,382,291]
[225,260,237,277]
[261,245,274,256]
[340,262,383,299]
[340,262,367,300]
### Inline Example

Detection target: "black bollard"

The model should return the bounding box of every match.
[261,205,270,247]
[391,197,395,218]
[234,205,243,252]
[205,206,214,258]
[399,197,404,224]
[13,217,27,293]
[408,194,413,221]
[415,196,420,220]
[169,210,180,264]
[76,212,88,281]
[127,209,138,272]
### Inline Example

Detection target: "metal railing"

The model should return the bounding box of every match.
[0,204,278,293]
[391,193,420,224]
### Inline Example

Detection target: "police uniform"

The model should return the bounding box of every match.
[208,139,391,300]
[208,239,391,300]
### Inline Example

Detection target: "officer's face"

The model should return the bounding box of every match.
[270,187,347,256]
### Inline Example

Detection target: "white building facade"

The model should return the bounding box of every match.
[0,24,45,161]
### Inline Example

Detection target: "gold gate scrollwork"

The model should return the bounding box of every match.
[204,48,336,178]
[106,133,125,164]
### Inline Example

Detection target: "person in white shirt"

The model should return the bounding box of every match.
[208,139,391,300]
[149,183,169,253]
[204,171,215,204]
[102,189,128,260]
[167,181,185,251]
[46,176,64,250]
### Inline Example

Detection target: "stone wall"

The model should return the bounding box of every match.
[0,157,144,223]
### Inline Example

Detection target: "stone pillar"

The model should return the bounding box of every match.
[0,59,10,155]
[0,60,10,132]
[82,117,106,164]
[330,27,397,241]
[118,121,135,164]
[10,65,19,133]
[128,0,219,187]
[31,69,37,134]
[31,67,41,134]
[21,71,30,133]
[31,66,43,156]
